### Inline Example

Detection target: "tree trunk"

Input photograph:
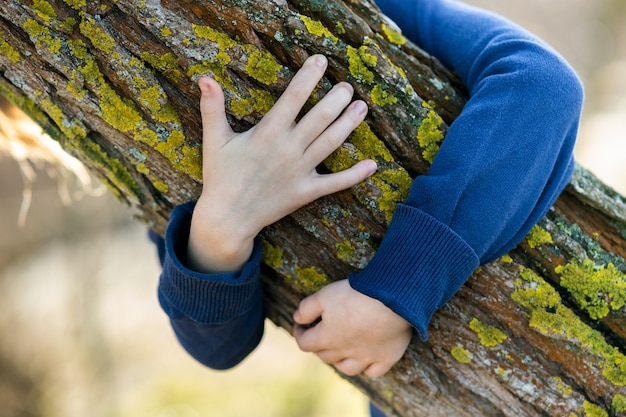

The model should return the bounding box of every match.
[1,1,625,416]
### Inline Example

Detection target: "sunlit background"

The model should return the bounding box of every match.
[1,1,625,416]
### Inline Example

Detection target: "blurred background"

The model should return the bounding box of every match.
[0,1,625,416]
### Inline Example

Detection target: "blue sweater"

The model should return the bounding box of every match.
[155,0,583,371]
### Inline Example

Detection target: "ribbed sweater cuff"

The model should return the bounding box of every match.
[158,202,263,324]
[349,204,479,340]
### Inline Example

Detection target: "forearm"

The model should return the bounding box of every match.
[377,0,583,260]
[400,0,583,261]
[155,202,265,369]
[352,0,584,338]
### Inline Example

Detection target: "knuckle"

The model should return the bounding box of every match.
[317,106,339,124]
[285,83,312,103]
[340,366,359,376]
[364,364,386,378]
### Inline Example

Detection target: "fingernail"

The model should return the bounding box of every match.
[353,100,368,115]
[314,54,327,67]
[366,160,378,175]
[198,77,212,95]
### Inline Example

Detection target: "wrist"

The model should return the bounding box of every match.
[187,230,254,274]
[186,198,257,274]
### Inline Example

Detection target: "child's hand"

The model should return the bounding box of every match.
[187,55,377,273]
[293,280,412,377]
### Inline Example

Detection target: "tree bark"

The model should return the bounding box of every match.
[1,1,625,416]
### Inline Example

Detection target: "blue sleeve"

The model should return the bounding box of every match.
[350,0,584,339]
[154,201,265,370]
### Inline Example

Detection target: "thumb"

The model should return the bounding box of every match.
[198,77,233,149]
[293,292,324,326]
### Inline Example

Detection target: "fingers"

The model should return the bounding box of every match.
[198,77,234,151]
[306,159,377,200]
[334,358,367,376]
[259,54,328,131]
[315,349,344,364]
[296,82,358,144]
[315,350,393,377]
[302,99,368,163]
[293,292,324,327]
[316,352,390,377]
[293,293,327,353]
[364,362,393,378]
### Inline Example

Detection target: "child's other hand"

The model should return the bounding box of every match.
[293,280,412,377]
[187,55,377,273]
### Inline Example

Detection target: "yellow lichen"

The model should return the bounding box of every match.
[323,122,411,223]
[347,45,375,84]
[135,128,158,147]
[187,58,236,92]
[299,15,338,44]
[526,224,553,249]
[613,394,626,413]
[150,130,202,180]
[153,130,180,161]
[190,25,238,90]
[350,122,394,163]
[262,240,284,269]
[32,0,57,23]
[451,346,472,363]
[68,38,88,60]
[469,318,507,347]
[246,50,283,86]
[552,376,573,395]
[62,0,86,10]
[359,44,378,67]
[40,99,87,140]
[556,259,626,320]
[129,64,181,125]
[416,106,444,164]
[583,401,608,417]
[371,84,397,107]
[0,32,20,63]
[500,254,513,263]
[512,266,626,386]
[79,16,117,55]
[23,18,62,54]
[152,180,169,193]
[230,89,276,117]
[294,266,330,293]
[336,240,356,263]
[70,46,143,133]
[161,27,173,37]
[192,24,237,49]
[335,21,346,35]
[140,52,183,81]
[66,74,86,99]
[136,162,150,175]
[99,87,143,132]
[136,160,169,194]
[370,168,412,223]
[381,23,407,45]
[179,144,202,180]
[66,36,199,180]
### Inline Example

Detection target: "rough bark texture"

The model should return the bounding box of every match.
[1,1,626,416]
